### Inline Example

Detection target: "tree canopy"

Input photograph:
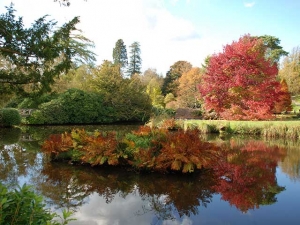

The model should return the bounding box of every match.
[91,60,151,121]
[112,39,128,74]
[257,35,288,64]
[273,79,292,114]
[127,41,142,77]
[162,60,192,96]
[199,34,281,120]
[279,46,300,95]
[0,4,95,96]
[177,67,203,108]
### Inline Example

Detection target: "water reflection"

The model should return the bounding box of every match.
[1,126,300,224]
[214,139,286,212]
[32,139,286,222]
[36,163,215,219]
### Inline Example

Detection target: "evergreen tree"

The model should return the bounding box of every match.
[256,35,288,64]
[112,39,128,74]
[0,4,95,96]
[127,42,142,77]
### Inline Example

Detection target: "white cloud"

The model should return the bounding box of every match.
[0,0,221,75]
[244,2,255,8]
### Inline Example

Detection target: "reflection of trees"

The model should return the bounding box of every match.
[1,126,290,218]
[137,172,216,218]
[34,163,92,210]
[0,142,41,189]
[38,139,288,217]
[277,140,300,181]
[0,127,21,145]
[213,140,287,212]
[39,163,216,219]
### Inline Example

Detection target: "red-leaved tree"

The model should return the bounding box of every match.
[199,34,281,120]
[273,79,292,114]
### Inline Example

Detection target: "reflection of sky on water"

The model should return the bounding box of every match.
[65,192,194,225]
[2,127,300,225]
[61,166,300,225]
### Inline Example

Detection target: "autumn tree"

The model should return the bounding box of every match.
[278,46,300,95]
[273,79,292,113]
[177,67,203,108]
[112,39,128,74]
[200,34,281,120]
[127,41,142,77]
[0,4,95,96]
[162,61,192,96]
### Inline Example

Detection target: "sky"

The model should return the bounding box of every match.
[0,0,299,75]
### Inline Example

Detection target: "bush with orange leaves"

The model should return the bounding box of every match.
[42,126,223,173]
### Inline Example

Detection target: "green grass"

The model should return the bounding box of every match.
[182,119,300,139]
[292,95,300,112]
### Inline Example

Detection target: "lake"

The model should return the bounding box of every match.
[0,125,300,225]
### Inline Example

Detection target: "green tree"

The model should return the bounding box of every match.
[278,46,300,95]
[91,60,123,96]
[127,41,142,77]
[0,4,95,96]
[201,55,211,71]
[52,64,95,93]
[256,35,288,64]
[91,60,151,122]
[162,61,192,96]
[146,78,165,108]
[113,39,128,74]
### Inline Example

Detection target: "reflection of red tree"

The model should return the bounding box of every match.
[213,140,286,212]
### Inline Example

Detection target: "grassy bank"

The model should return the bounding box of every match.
[183,120,300,139]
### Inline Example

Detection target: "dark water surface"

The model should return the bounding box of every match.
[1,125,300,225]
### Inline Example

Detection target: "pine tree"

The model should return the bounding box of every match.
[112,39,128,73]
[127,42,142,77]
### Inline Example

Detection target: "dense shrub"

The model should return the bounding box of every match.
[26,89,114,125]
[26,88,151,125]
[4,97,23,108]
[0,108,21,127]
[5,93,58,109]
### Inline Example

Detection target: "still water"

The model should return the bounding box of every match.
[1,125,300,225]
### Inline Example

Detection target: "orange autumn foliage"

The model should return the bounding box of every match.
[273,79,293,113]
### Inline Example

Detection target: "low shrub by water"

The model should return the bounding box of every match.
[0,183,74,225]
[0,108,21,127]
